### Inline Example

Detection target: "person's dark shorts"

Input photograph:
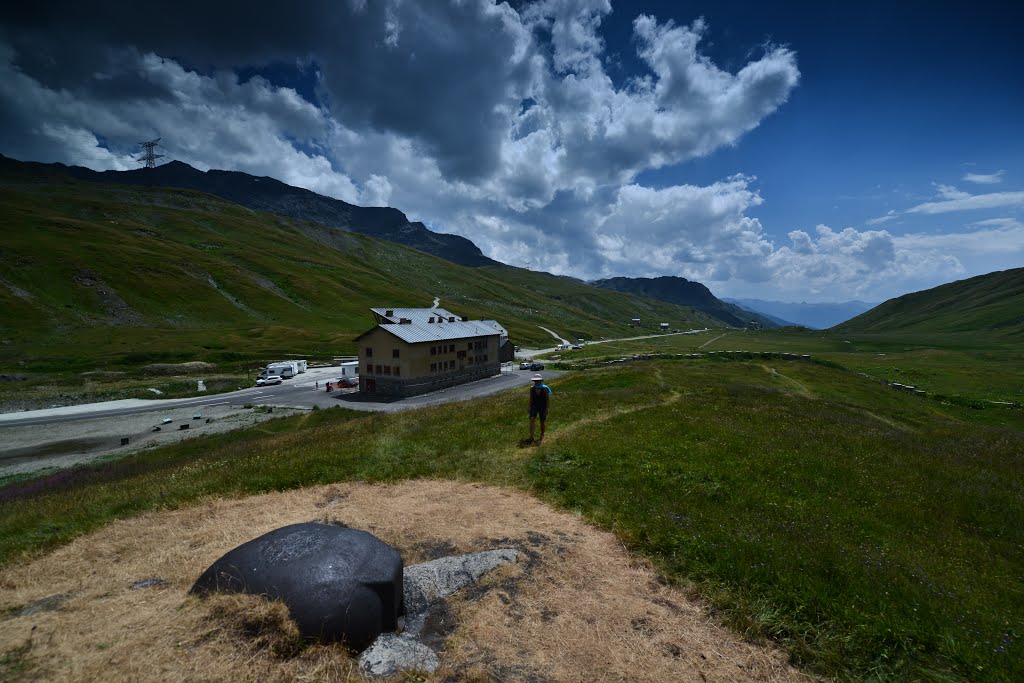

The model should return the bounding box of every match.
[529,405,548,420]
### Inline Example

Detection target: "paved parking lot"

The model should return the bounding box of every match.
[320,368,564,413]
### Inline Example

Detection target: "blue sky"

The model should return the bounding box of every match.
[1,0,1021,302]
[628,1,1024,249]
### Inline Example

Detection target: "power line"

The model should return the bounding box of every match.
[136,137,166,169]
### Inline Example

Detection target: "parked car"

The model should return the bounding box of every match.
[336,377,358,388]
[256,375,282,386]
[520,361,533,370]
[572,344,582,349]
[525,362,545,371]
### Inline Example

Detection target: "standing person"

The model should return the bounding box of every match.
[528,374,553,444]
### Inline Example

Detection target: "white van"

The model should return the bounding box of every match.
[266,362,295,379]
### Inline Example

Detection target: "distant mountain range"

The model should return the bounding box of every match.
[592,276,780,329]
[834,268,1024,337]
[1,154,770,332]
[0,155,498,268]
[724,298,876,329]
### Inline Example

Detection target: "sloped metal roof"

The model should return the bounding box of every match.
[378,319,499,344]
[371,307,461,324]
[479,319,508,336]
[362,307,501,344]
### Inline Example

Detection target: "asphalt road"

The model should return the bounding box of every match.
[0,365,564,427]
[517,328,711,358]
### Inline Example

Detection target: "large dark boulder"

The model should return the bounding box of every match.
[190,523,403,651]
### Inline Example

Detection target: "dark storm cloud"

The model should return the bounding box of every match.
[2,0,534,180]
[1,2,327,67]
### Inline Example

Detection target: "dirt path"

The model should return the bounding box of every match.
[0,481,816,683]
[760,365,815,399]
[700,331,730,348]
[538,325,572,346]
[587,330,703,345]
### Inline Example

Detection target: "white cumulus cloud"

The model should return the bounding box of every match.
[962,170,1004,184]
[762,225,965,301]
[907,190,1024,214]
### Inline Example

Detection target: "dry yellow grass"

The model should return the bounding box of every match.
[0,481,818,682]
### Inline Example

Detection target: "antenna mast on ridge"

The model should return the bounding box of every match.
[136,138,166,169]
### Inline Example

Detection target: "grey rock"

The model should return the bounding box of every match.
[129,578,167,590]
[14,592,73,617]
[358,633,439,677]
[403,549,518,617]
[358,549,519,678]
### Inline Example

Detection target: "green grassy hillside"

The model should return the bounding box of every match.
[2,357,1020,681]
[0,178,718,387]
[834,268,1024,337]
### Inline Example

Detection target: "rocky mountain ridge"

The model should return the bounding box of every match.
[0,155,498,268]
[592,276,779,329]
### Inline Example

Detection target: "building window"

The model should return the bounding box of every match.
[430,363,436,372]
[383,366,391,375]
[392,349,400,358]
[468,357,474,364]
[366,347,373,358]
[468,342,473,350]
[365,365,373,375]
[394,366,400,377]
[375,364,382,375]
[430,346,436,355]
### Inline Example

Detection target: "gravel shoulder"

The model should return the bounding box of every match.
[0,404,303,480]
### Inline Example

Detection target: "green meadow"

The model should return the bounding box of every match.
[546,329,1024,429]
[2,355,1020,682]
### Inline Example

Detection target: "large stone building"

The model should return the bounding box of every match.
[355,307,504,397]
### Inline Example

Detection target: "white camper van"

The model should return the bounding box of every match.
[266,362,295,379]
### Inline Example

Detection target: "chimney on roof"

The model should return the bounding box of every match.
[449,316,456,322]
[461,316,468,321]
[399,318,411,324]
[385,309,394,317]
[428,316,434,323]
